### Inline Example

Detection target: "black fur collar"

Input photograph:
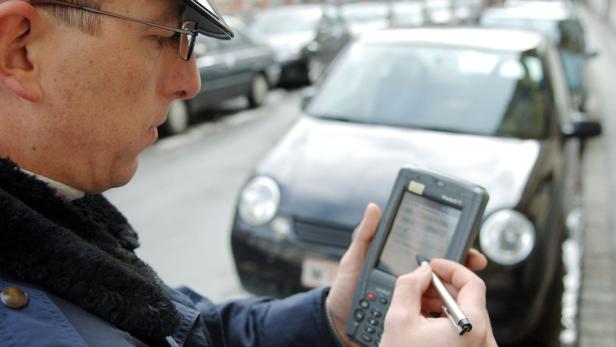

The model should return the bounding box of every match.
[0,159,179,345]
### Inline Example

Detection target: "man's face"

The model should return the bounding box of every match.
[38,0,200,192]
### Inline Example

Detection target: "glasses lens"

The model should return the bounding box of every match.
[179,22,197,61]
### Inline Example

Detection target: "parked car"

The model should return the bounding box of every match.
[230,28,601,346]
[480,1,596,109]
[341,1,425,35]
[247,5,351,85]
[390,1,425,28]
[160,16,280,135]
[423,0,483,25]
[341,2,391,36]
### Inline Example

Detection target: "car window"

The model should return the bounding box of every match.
[307,43,549,139]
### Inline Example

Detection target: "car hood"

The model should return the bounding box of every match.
[257,117,541,228]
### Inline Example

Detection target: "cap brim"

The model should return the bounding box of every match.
[183,0,234,40]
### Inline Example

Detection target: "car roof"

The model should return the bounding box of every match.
[483,2,573,21]
[359,27,545,52]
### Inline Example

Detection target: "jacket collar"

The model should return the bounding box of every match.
[0,158,180,346]
[20,168,85,201]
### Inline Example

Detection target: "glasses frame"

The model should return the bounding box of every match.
[29,0,199,61]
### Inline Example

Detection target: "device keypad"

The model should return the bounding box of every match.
[352,291,390,346]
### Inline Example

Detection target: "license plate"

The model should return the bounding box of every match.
[301,258,339,288]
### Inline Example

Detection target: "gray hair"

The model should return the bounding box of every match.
[38,0,106,35]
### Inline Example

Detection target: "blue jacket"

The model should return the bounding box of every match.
[0,275,339,347]
[0,159,340,347]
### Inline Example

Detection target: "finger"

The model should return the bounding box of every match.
[422,282,459,300]
[431,259,487,307]
[389,263,433,317]
[340,203,381,269]
[464,249,488,271]
[421,296,446,315]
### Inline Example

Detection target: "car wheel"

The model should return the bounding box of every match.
[161,100,190,136]
[247,74,269,109]
[306,57,325,85]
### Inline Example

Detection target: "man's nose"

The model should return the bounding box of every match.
[168,54,202,101]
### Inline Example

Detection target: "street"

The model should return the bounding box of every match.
[103,5,616,346]
[105,90,304,302]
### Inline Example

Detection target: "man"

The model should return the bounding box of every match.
[0,0,498,346]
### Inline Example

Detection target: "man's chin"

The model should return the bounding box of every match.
[103,161,139,192]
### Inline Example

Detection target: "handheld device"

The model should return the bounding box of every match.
[345,166,489,346]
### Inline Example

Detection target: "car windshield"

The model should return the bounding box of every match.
[306,43,549,139]
[250,10,320,35]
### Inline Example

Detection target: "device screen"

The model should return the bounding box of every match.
[377,191,462,276]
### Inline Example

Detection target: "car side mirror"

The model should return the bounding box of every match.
[564,114,602,138]
[301,87,317,111]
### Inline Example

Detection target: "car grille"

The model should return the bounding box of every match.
[293,219,354,249]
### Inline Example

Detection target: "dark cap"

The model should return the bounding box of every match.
[183,0,234,40]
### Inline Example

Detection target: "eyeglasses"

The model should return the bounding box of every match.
[29,0,199,61]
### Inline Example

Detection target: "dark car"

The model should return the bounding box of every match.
[160,16,280,135]
[248,5,351,85]
[480,1,596,109]
[230,28,601,346]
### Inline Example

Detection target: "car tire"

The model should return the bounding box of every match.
[160,100,190,136]
[306,57,325,85]
[247,74,269,109]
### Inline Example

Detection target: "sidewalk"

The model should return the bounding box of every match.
[579,6,616,347]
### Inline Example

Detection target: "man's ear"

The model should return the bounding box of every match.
[0,1,43,102]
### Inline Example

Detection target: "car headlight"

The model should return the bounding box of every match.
[480,210,535,266]
[239,176,281,226]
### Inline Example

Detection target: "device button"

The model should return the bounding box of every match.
[366,291,377,301]
[361,334,373,343]
[354,309,365,322]
[378,295,389,305]
[359,299,370,309]
[364,326,376,335]
[371,309,383,318]
[368,318,379,326]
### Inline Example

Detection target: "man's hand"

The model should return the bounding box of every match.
[326,203,492,347]
[379,259,497,347]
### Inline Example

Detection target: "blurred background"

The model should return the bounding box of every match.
[105,0,616,346]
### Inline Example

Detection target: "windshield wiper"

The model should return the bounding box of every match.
[402,125,482,136]
[310,114,369,124]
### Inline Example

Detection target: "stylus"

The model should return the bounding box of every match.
[416,255,473,336]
